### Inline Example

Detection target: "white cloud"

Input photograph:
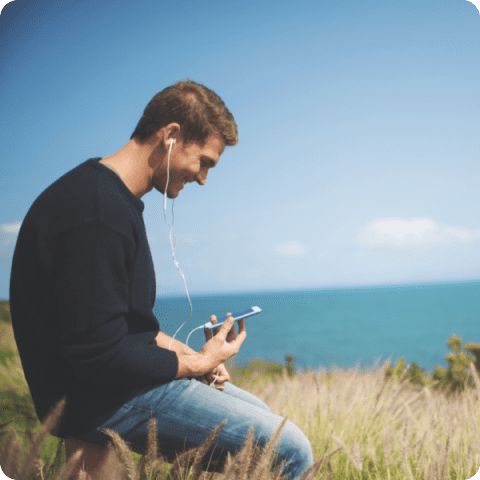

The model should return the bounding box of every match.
[357,218,480,247]
[1,222,21,235]
[442,227,474,241]
[0,221,22,257]
[274,241,307,257]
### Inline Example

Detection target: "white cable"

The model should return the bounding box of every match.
[162,139,219,386]
[163,139,193,353]
[185,325,204,349]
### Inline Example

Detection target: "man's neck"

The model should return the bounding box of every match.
[100,139,161,198]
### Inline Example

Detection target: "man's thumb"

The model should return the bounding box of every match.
[221,317,235,332]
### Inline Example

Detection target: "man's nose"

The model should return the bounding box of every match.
[196,170,208,185]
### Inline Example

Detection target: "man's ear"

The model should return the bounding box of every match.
[158,123,181,150]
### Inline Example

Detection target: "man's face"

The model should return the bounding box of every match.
[154,133,225,199]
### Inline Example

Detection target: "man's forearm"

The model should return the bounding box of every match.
[155,331,197,356]
[155,331,215,379]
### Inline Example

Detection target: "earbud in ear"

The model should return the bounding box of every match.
[169,138,175,145]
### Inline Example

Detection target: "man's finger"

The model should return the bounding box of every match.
[226,317,237,343]
[211,314,220,336]
[204,315,216,341]
[207,370,227,384]
[215,364,230,383]
[237,318,246,334]
[215,313,232,335]
[224,312,235,341]
[218,316,235,341]
[232,319,247,347]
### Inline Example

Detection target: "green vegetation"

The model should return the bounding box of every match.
[386,334,480,397]
[1,300,480,479]
[230,355,297,386]
[0,301,11,324]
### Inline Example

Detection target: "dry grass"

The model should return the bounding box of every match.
[234,361,480,479]
[0,400,323,480]
[1,317,480,479]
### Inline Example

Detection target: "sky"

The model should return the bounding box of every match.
[1,0,479,299]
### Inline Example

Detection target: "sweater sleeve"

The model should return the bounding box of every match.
[50,220,178,386]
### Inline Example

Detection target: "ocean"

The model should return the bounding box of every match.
[153,281,480,375]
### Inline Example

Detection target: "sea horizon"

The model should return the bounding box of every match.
[155,278,480,298]
[154,279,480,375]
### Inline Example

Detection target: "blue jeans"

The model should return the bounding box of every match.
[76,378,314,479]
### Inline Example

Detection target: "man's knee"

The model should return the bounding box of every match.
[278,420,314,473]
[256,398,271,411]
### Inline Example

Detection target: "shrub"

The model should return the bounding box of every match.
[432,334,477,395]
[385,334,480,397]
[231,355,296,385]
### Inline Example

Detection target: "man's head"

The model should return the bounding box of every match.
[130,80,238,147]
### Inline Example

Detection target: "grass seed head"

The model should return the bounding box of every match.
[192,419,227,478]
[101,427,138,480]
[250,417,287,479]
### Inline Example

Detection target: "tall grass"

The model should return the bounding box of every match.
[1,303,480,479]
[231,361,480,479]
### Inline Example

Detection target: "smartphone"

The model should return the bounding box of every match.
[203,306,262,330]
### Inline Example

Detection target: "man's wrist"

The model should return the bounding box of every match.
[176,353,211,379]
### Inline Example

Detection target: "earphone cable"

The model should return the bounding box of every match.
[163,139,193,353]
[163,140,218,386]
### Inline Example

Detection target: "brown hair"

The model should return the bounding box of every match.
[130,80,238,146]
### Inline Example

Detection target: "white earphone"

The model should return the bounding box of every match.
[167,138,175,157]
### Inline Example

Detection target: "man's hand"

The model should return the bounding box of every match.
[198,313,233,390]
[175,313,246,380]
[197,363,230,390]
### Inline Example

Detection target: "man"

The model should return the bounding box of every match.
[10,80,313,478]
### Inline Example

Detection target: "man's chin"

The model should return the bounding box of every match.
[171,182,185,198]
[166,188,180,199]
[158,182,182,199]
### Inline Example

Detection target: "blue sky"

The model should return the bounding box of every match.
[1,0,479,298]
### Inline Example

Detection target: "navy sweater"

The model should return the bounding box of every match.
[9,159,178,438]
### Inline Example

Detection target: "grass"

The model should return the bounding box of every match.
[1,301,480,479]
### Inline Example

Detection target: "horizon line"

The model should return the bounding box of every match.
[154,277,480,298]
